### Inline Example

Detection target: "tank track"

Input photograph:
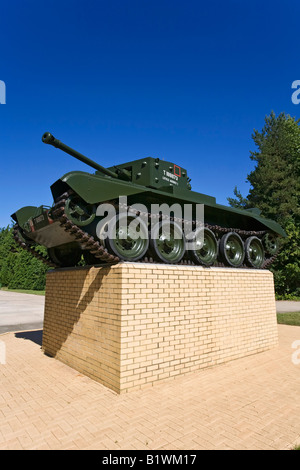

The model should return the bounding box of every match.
[12,192,119,268]
[13,191,279,270]
[51,192,120,264]
[12,225,58,268]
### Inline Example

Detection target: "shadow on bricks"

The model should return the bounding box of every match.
[42,266,112,358]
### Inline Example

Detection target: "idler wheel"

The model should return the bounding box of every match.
[150,220,186,264]
[245,236,265,269]
[220,232,245,268]
[189,227,218,266]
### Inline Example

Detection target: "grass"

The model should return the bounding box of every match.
[277,312,300,327]
[0,287,45,296]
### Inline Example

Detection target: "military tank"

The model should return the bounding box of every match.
[11,132,286,269]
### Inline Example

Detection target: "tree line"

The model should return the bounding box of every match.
[228,111,299,298]
[0,226,48,290]
[0,112,299,297]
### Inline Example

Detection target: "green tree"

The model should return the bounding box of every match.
[228,111,300,297]
[0,226,17,286]
[0,225,48,290]
[227,186,250,209]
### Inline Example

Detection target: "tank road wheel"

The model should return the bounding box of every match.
[190,227,218,266]
[65,194,95,227]
[220,232,245,268]
[245,236,265,268]
[150,220,186,264]
[105,214,149,262]
[262,232,280,255]
[47,243,82,267]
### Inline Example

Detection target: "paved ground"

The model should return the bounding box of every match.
[0,291,44,333]
[0,290,299,450]
[276,301,300,314]
[0,324,299,450]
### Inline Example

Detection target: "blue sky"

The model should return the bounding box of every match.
[0,0,300,228]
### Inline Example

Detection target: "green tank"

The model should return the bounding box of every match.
[11,132,286,269]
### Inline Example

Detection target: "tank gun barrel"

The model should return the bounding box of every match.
[42,132,118,179]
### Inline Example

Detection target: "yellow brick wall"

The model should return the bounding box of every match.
[42,263,278,393]
[43,266,123,392]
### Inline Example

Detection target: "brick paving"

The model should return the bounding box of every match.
[0,324,299,450]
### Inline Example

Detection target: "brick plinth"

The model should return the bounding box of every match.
[42,263,278,393]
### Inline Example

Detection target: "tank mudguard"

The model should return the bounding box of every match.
[51,171,145,203]
[244,213,286,237]
[213,203,287,237]
[11,206,40,229]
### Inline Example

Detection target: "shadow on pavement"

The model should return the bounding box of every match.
[15,330,43,346]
